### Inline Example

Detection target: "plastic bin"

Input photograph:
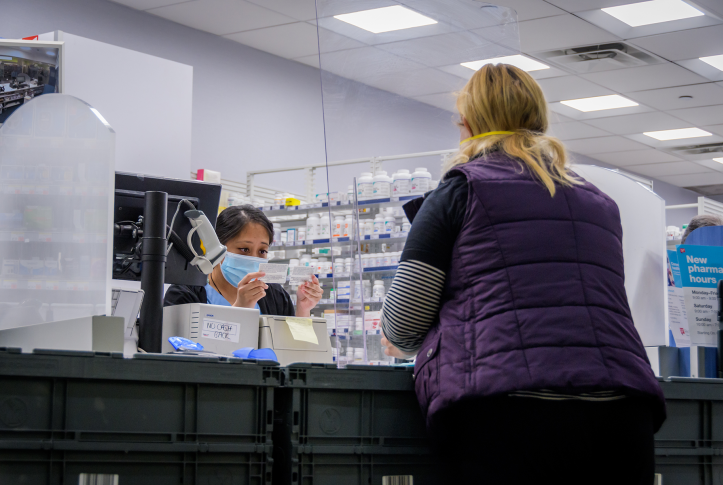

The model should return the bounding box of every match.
[274,363,438,485]
[655,377,723,485]
[0,348,281,485]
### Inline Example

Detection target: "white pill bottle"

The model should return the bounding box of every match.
[411,167,432,194]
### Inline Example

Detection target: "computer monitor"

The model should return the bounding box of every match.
[113,171,222,287]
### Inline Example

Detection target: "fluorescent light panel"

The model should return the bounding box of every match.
[713,158,723,164]
[334,6,437,34]
[643,128,712,140]
[602,0,704,27]
[700,54,723,71]
[460,55,549,72]
[560,95,638,112]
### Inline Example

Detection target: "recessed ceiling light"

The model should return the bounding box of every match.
[560,94,639,112]
[700,54,723,71]
[713,158,723,164]
[334,6,437,34]
[643,128,712,141]
[460,55,549,72]
[601,0,704,27]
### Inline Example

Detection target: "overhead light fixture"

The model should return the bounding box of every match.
[713,158,723,164]
[560,94,638,112]
[643,128,712,140]
[700,54,723,71]
[601,0,704,27]
[334,6,437,34]
[460,55,549,72]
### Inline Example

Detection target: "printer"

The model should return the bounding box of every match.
[162,303,260,355]
[258,315,332,366]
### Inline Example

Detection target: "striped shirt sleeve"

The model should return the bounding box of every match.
[380,260,446,354]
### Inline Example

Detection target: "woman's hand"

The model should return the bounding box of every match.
[233,272,268,308]
[295,275,323,317]
[381,332,417,360]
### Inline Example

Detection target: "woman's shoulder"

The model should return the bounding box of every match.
[164,284,207,306]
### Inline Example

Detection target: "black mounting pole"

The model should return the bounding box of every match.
[139,191,168,353]
[718,279,723,378]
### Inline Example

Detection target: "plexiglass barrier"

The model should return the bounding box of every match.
[315,0,520,365]
[0,94,115,330]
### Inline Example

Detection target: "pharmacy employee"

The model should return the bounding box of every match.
[164,205,322,316]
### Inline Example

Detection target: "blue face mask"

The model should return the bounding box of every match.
[220,252,267,287]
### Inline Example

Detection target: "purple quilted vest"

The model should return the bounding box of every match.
[414,153,666,429]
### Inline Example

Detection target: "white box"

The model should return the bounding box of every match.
[259,315,333,366]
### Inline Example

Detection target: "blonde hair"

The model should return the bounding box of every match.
[444,63,579,197]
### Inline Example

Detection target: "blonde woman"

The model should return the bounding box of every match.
[380,64,665,484]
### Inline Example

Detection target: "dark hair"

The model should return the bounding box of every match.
[681,214,723,243]
[216,205,274,245]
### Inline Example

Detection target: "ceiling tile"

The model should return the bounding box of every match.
[659,172,723,187]
[361,68,466,98]
[547,121,610,140]
[584,112,692,135]
[626,83,723,110]
[412,92,457,112]
[224,22,319,59]
[544,0,631,12]
[591,149,683,167]
[536,75,614,102]
[670,105,723,126]
[564,135,649,154]
[481,0,566,21]
[519,14,619,52]
[148,0,296,36]
[580,64,709,93]
[376,31,515,68]
[294,54,319,68]
[549,112,576,124]
[311,47,425,81]
[109,0,186,9]
[628,162,711,178]
[245,0,317,21]
[704,124,723,137]
[630,25,723,61]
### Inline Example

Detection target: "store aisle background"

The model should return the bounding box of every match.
[2,0,722,227]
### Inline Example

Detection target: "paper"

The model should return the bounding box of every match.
[259,263,289,284]
[286,317,318,344]
[201,318,240,343]
[289,265,315,285]
[667,250,690,347]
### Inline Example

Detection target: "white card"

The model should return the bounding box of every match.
[259,263,289,284]
[289,266,315,285]
[201,318,240,343]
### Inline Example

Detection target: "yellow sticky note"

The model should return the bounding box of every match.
[286,317,319,345]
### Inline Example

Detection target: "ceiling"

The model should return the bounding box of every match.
[108,0,723,190]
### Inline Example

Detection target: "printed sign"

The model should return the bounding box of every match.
[201,318,240,343]
[666,249,690,347]
[676,245,723,346]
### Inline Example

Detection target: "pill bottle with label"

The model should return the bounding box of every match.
[347,185,354,202]
[373,214,385,233]
[384,216,396,233]
[273,223,281,245]
[357,172,374,200]
[343,215,353,237]
[320,214,331,238]
[373,280,385,298]
[393,169,412,196]
[333,216,344,237]
[306,214,319,239]
[411,167,432,194]
[372,171,392,198]
[364,220,374,236]
[363,280,372,299]
[402,221,411,232]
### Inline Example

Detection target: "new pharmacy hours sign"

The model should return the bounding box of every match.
[675,245,723,346]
